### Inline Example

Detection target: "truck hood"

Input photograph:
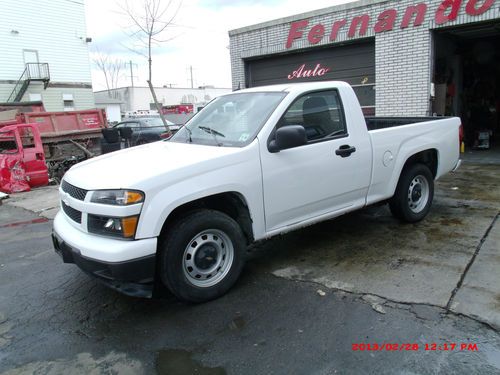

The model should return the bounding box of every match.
[64,141,245,190]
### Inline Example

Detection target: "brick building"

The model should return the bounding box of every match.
[229,0,500,144]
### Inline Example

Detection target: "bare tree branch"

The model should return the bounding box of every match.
[119,42,149,59]
[92,48,127,98]
[92,49,112,96]
[119,0,182,132]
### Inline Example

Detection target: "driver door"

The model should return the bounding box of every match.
[260,90,371,232]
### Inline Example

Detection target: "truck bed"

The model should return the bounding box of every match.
[365,117,449,131]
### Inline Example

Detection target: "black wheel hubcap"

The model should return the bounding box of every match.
[194,245,218,270]
[412,185,422,202]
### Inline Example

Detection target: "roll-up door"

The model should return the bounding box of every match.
[246,41,375,114]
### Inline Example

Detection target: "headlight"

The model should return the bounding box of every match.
[91,190,144,205]
[88,214,139,239]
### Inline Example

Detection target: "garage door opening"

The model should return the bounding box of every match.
[433,21,500,151]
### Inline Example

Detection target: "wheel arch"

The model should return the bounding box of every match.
[392,148,438,193]
[401,148,438,179]
[159,191,255,245]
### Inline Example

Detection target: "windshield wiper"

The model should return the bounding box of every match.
[198,126,225,146]
[199,126,225,138]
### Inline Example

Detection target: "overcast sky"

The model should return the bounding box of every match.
[84,0,356,91]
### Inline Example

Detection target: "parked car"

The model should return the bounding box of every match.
[113,117,180,146]
[53,81,461,303]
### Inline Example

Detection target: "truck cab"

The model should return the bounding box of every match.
[0,123,48,193]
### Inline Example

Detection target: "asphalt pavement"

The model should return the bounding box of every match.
[0,153,499,374]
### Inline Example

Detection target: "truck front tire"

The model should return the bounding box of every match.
[389,163,434,223]
[159,210,246,303]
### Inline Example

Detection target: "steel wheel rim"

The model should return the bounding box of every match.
[182,229,234,288]
[407,175,429,214]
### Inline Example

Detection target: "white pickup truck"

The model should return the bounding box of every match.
[52,81,461,302]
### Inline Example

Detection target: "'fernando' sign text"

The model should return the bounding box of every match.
[286,0,495,49]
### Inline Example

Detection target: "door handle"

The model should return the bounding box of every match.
[335,145,356,158]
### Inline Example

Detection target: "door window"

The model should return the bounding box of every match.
[278,90,347,142]
[0,130,18,154]
[20,127,35,149]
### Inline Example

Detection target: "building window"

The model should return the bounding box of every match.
[63,94,74,111]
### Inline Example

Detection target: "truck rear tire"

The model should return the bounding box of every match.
[159,209,246,303]
[389,163,434,223]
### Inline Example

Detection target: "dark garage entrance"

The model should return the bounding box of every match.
[245,40,376,115]
[433,21,500,150]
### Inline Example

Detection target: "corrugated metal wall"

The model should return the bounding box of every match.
[0,0,95,109]
[0,0,92,83]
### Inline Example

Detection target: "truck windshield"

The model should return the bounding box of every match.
[170,92,287,147]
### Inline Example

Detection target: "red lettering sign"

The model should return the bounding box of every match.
[401,3,427,29]
[330,19,347,41]
[285,0,495,49]
[287,63,331,80]
[348,14,370,38]
[465,0,494,15]
[374,9,397,33]
[435,0,462,25]
[308,24,325,44]
[286,20,309,48]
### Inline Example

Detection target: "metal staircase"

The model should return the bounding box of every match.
[8,63,50,102]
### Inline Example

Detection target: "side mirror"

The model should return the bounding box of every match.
[268,125,307,153]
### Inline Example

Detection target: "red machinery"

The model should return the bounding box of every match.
[0,123,49,193]
[161,104,194,115]
[0,107,107,144]
[0,104,108,191]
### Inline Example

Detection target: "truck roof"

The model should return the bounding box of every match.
[232,81,351,94]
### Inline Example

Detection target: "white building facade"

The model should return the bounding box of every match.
[0,0,95,111]
[94,86,232,113]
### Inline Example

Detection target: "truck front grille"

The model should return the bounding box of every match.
[61,180,88,201]
[62,201,82,223]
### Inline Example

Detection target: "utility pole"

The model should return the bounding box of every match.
[190,65,194,89]
[129,61,134,87]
